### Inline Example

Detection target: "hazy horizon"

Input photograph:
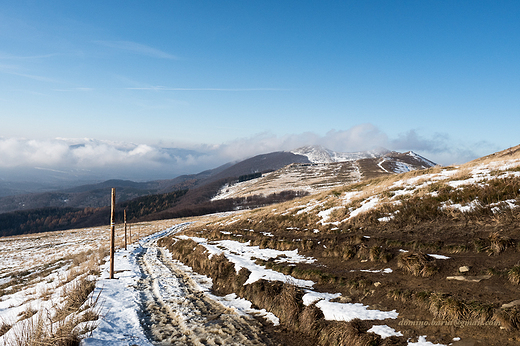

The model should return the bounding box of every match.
[0,124,504,187]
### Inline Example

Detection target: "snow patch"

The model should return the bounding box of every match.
[368,325,403,338]
[302,291,398,322]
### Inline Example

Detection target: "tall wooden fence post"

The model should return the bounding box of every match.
[109,188,116,279]
[124,209,127,250]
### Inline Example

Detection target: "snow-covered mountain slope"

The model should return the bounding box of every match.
[291,145,436,167]
[291,145,387,163]
[212,148,437,200]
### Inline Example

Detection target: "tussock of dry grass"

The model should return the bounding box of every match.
[493,307,520,331]
[299,303,324,337]
[488,232,514,256]
[54,278,96,322]
[17,307,38,322]
[387,289,497,327]
[508,265,520,285]
[5,311,82,346]
[6,275,99,346]
[0,321,12,337]
[317,319,405,346]
[397,252,437,277]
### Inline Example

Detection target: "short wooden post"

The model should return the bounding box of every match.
[129,224,132,244]
[109,188,116,279]
[124,210,127,250]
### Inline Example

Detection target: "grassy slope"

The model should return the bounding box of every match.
[161,148,520,346]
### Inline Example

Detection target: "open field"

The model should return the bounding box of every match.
[0,219,186,345]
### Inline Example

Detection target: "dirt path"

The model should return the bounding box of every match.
[135,230,271,346]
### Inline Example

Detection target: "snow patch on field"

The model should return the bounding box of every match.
[177,236,316,287]
[407,336,447,346]
[301,290,398,323]
[315,300,398,322]
[368,325,403,338]
[345,196,379,221]
[318,206,343,224]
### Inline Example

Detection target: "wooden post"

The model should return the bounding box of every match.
[129,224,132,244]
[109,188,116,279]
[124,209,127,250]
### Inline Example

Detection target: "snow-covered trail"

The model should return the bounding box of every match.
[136,236,270,345]
[82,223,271,346]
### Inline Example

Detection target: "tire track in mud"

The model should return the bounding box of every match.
[136,237,272,346]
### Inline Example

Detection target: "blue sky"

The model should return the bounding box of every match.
[1,1,519,181]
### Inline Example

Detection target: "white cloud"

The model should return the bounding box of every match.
[322,124,389,152]
[0,126,500,183]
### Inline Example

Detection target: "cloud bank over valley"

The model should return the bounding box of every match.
[0,124,500,185]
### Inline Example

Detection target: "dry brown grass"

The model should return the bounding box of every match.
[493,307,520,331]
[386,289,412,303]
[368,245,392,263]
[468,144,520,166]
[298,303,324,337]
[397,252,438,277]
[387,289,497,327]
[5,311,82,346]
[428,293,467,321]
[488,231,514,256]
[5,276,99,346]
[160,235,399,345]
[0,321,12,337]
[3,246,103,346]
[318,319,391,346]
[17,307,38,322]
[54,278,96,322]
[508,264,520,285]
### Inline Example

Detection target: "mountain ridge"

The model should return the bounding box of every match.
[0,147,434,214]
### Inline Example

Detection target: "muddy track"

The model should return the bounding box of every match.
[136,235,272,346]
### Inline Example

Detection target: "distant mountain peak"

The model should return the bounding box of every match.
[291,145,390,164]
[402,151,437,167]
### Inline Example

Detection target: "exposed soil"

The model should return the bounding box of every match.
[135,236,275,345]
[170,211,520,346]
